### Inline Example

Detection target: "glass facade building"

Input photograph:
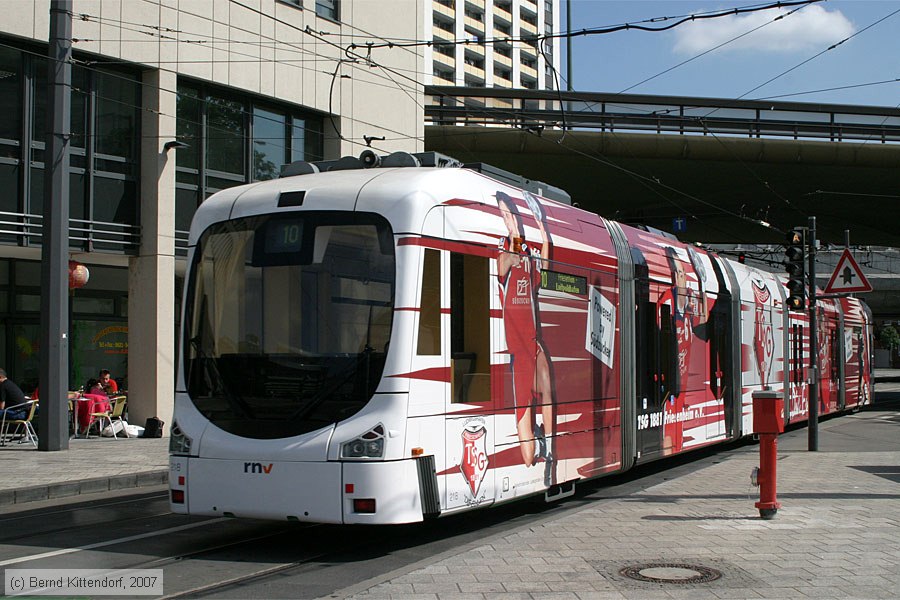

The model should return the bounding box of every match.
[0,0,423,430]
[0,41,324,394]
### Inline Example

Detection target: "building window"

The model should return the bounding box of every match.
[256,110,321,178]
[434,43,455,58]
[316,0,339,21]
[175,82,324,253]
[434,16,455,34]
[464,8,483,22]
[253,107,285,181]
[0,46,22,222]
[434,68,454,82]
[0,47,21,157]
[464,53,484,70]
[0,43,141,252]
[0,258,129,395]
[464,27,483,43]
[205,94,245,193]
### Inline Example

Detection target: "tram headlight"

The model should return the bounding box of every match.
[169,421,193,455]
[340,424,385,459]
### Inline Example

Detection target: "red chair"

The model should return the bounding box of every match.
[77,394,111,437]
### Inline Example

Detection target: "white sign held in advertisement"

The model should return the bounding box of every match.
[586,286,615,368]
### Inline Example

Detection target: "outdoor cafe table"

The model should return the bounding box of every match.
[73,393,111,437]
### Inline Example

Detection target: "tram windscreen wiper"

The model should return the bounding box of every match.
[186,296,253,419]
[288,360,359,422]
[189,336,253,420]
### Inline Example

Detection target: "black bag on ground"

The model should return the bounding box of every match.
[142,417,164,438]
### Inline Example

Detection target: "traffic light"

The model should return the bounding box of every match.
[784,228,806,311]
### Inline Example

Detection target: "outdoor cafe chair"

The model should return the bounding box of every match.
[86,397,114,440]
[108,396,127,434]
[0,399,38,447]
[87,395,128,439]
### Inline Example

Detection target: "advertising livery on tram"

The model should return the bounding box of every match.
[169,152,872,524]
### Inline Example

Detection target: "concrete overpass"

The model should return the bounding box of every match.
[423,88,900,318]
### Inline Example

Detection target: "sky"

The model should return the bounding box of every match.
[564,0,900,107]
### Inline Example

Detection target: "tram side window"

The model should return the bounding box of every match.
[638,300,654,400]
[417,249,441,356]
[707,300,731,399]
[658,303,675,398]
[450,252,490,403]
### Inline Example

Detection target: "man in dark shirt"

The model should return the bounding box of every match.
[0,368,27,419]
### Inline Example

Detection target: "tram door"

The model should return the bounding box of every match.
[853,327,869,403]
[444,251,495,511]
[843,326,864,407]
[707,297,733,439]
[635,274,671,460]
[786,316,809,421]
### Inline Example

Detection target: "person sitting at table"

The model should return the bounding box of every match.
[99,369,119,395]
[0,368,29,421]
[85,378,107,397]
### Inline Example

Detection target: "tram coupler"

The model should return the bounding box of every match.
[751,390,784,520]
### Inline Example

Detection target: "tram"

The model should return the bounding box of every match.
[169,151,873,524]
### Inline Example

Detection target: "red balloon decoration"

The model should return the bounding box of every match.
[68,260,90,289]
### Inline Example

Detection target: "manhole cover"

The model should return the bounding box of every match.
[619,563,722,584]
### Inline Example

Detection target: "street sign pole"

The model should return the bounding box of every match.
[808,216,818,452]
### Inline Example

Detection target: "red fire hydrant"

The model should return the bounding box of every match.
[751,390,784,519]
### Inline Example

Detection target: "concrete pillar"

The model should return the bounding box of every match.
[128,68,177,434]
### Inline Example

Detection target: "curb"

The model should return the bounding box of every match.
[0,470,168,507]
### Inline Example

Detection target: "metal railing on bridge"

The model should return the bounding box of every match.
[425,86,900,144]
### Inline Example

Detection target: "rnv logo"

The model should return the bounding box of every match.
[244,462,273,474]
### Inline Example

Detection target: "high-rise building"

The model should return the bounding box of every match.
[427,0,561,91]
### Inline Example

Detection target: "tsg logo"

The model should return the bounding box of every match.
[460,418,488,496]
[244,462,273,474]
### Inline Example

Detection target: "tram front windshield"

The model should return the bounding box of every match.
[184,212,395,439]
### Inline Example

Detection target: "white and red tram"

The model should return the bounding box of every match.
[169,152,873,524]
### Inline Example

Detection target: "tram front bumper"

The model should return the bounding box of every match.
[169,456,426,524]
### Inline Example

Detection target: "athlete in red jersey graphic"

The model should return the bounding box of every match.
[496,191,555,485]
[659,246,709,455]
[750,275,774,388]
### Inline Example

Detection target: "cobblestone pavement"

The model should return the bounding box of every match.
[0,436,168,504]
[336,391,900,599]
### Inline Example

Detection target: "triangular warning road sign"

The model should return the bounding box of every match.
[824,248,872,294]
